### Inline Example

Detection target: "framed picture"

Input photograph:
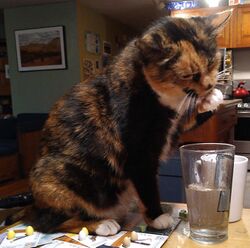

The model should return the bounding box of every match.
[103,41,112,55]
[15,26,66,71]
[85,32,100,54]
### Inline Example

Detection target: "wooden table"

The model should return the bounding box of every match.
[0,179,30,198]
[165,203,250,248]
[1,202,249,247]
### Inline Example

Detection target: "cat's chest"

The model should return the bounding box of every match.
[157,91,185,112]
[159,112,181,161]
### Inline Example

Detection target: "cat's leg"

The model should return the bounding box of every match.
[29,156,123,235]
[195,88,223,127]
[183,88,223,131]
[197,88,223,113]
[130,169,173,229]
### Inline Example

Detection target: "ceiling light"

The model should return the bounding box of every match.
[205,0,221,7]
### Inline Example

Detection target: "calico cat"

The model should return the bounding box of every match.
[9,10,231,236]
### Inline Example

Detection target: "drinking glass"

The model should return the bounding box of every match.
[180,143,235,244]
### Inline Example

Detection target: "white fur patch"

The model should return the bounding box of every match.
[157,91,185,110]
[198,88,223,113]
[95,219,121,236]
[150,213,174,230]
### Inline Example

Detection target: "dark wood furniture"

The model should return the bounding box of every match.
[180,100,239,144]
[17,113,48,177]
[0,179,30,198]
[0,118,20,183]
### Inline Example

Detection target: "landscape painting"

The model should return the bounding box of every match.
[15,26,66,71]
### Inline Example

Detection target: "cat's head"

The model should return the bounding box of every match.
[136,10,232,108]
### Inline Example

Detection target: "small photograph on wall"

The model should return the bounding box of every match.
[15,26,66,72]
[85,32,100,54]
[103,41,112,55]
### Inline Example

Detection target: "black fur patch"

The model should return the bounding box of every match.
[26,206,69,233]
[162,18,217,62]
[61,159,123,208]
[196,111,213,125]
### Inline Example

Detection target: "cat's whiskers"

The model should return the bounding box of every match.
[184,93,194,119]
[177,92,191,114]
[187,92,197,120]
[177,90,197,119]
[179,90,198,121]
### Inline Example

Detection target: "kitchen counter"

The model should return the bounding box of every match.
[165,203,250,248]
[180,99,239,144]
[220,99,242,109]
[1,203,249,247]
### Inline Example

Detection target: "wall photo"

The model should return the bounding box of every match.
[15,26,66,71]
[85,32,100,54]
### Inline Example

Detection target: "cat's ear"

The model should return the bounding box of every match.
[209,9,233,35]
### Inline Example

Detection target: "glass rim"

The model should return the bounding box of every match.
[180,143,235,153]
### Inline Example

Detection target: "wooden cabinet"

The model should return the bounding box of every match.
[0,154,20,183]
[217,19,232,48]
[172,4,250,48]
[171,6,233,48]
[233,5,250,48]
[0,40,12,118]
[0,40,10,96]
[180,101,238,144]
[17,113,48,177]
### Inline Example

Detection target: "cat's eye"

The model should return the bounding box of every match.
[193,72,201,82]
[180,74,193,80]
[180,72,201,82]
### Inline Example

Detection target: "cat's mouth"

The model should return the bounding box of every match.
[183,86,214,98]
[203,87,215,97]
[181,86,214,120]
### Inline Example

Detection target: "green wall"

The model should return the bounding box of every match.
[0,10,5,39]
[4,1,80,115]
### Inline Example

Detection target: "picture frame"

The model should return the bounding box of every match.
[103,41,112,55]
[15,26,66,72]
[85,32,100,54]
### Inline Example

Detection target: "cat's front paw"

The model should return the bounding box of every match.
[95,219,121,236]
[148,213,174,230]
[198,88,223,113]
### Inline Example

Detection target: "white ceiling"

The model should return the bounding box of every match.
[0,0,67,8]
[0,0,168,30]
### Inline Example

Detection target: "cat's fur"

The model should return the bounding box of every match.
[9,10,231,235]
